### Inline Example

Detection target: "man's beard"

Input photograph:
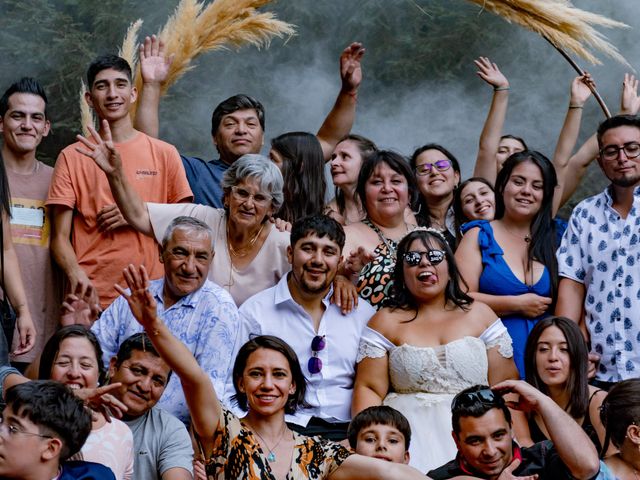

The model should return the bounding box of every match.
[611,173,640,188]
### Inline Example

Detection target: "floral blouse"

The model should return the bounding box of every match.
[204,408,351,479]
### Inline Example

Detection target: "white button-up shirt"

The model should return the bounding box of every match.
[227,274,375,426]
[557,186,640,382]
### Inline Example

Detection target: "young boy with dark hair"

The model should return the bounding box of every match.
[347,405,411,464]
[0,380,115,479]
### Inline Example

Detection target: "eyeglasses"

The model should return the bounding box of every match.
[451,388,502,410]
[308,335,326,375]
[403,250,446,266]
[600,142,640,161]
[230,186,272,206]
[0,416,53,440]
[415,159,451,176]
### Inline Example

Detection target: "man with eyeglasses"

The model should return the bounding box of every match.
[557,114,640,390]
[428,380,602,479]
[225,214,375,441]
[0,381,116,479]
[85,216,240,424]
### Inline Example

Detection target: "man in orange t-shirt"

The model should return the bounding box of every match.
[47,54,192,309]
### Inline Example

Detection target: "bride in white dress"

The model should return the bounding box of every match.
[352,228,519,473]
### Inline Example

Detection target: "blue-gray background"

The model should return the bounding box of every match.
[1,0,636,207]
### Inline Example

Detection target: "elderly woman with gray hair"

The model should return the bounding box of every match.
[91,151,290,306]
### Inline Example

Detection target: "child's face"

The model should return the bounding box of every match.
[355,423,410,464]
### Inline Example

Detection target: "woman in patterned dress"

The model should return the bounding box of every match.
[342,150,419,310]
[118,264,427,480]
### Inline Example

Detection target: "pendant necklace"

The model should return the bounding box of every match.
[503,224,531,243]
[250,423,289,462]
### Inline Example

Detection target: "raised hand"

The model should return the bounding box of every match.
[75,120,122,175]
[97,204,128,232]
[139,35,173,86]
[474,56,509,89]
[340,42,365,94]
[570,73,594,107]
[621,73,640,115]
[114,264,159,330]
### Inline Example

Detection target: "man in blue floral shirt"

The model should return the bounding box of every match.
[91,216,240,422]
[557,114,640,389]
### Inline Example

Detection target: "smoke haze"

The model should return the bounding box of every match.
[1,0,638,204]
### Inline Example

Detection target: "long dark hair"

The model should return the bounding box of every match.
[232,335,310,414]
[524,317,589,419]
[271,132,326,223]
[452,177,495,239]
[39,325,107,386]
[494,150,558,297]
[410,143,461,227]
[386,228,472,316]
[334,134,378,216]
[600,379,640,454]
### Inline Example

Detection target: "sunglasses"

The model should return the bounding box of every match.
[415,159,452,176]
[451,388,502,410]
[403,250,446,266]
[308,335,326,375]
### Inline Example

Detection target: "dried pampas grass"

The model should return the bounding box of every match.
[119,19,144,72]
[80,0,293,128]
[129,0,295,117]
[79,81,95,136]
[467,0,629,67]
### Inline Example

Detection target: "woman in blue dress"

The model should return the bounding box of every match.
[455,151,559,377]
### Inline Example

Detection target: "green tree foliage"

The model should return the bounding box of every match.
[0,0,628,211]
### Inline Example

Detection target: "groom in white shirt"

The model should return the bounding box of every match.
[226,214,375,441]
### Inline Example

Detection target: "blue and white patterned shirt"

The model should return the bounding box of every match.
[557,186,640,382]
[92,278,240,423]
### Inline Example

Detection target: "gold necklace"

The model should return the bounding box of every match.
[227,222,265,258]
[247,422,289,463]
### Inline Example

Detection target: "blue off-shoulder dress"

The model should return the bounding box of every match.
[460,220,551,377]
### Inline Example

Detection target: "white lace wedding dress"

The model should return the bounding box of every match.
[356,319,513,474]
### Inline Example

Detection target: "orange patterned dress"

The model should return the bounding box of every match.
[204,409,351,479]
